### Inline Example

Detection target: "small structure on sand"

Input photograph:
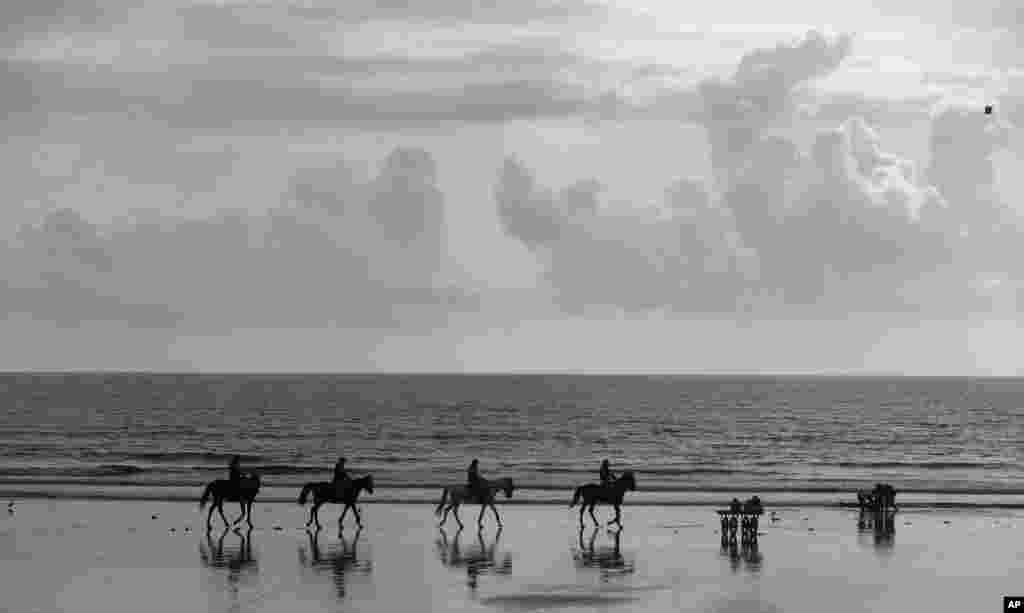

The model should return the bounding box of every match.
[717,496,763,545]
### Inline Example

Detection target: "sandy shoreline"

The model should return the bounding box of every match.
[5,483,1024,509]
[2,499,1022,612]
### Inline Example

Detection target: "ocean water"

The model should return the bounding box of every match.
[1,374,1022,504]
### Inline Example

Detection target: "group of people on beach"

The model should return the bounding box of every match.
[227,455,620,496]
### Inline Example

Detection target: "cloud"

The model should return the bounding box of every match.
[4,1,614,128]
[495,156,755,313]
[495,30,1023,317]
[0,147,475,330]
[0,208,181,328]
[278,0,606,25]
[698,30,853,192]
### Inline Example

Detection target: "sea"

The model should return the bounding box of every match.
[1,373,1022,507]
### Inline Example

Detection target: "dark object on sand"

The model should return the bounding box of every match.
[569,471,638,530]
[856,483,897,512]
[985,105,993,114]
[298,474,375,530]
[199,473,261,530]
[718,496,764,545]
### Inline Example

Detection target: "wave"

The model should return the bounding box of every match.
[0,464,148,477]
[78,451,271,464]
[827,461,1014,470]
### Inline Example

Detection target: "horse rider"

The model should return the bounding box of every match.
[599,459,616,487]
[333,457,350,493]
[467,458,486,500]
[228,455,243,486]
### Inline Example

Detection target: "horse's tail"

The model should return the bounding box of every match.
[199,482,215,510]
[569,486,584,509]
[435,487,449,516]
[298,483,314,506]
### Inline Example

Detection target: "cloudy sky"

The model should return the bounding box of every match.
[2,0,1022,373]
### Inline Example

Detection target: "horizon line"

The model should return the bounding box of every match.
[0,369,1016,379]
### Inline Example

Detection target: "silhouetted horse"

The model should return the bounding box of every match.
[569,471,637,529]
[199,473,261,530]
[298,475,374,530]
[435,477,515,530]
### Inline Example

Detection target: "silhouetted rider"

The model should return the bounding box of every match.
[228,455,243,484]
[333,457,350,483]
[599,459,616,487]
[333,457,351,495]
[467,459,485,500]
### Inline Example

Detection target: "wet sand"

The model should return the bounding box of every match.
[2,499,1022,612]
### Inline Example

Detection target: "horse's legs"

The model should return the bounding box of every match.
[206,500,217,530]
[588,503,599,527]
[217,501,230,528]
[339,504,349,529]
[246,501,254,528]
[233,501,245,525]
[352,504,362,528]
[578,504,586,529]
[489,502,501,528]
[477,503,487,529]
[312,502,323,530]
[453,504,464,530]
[610,504,622,527]
[306,500,317,528]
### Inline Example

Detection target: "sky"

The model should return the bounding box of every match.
[1,0,1022,373]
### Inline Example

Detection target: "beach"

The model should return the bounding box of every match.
[3,498,1022,612]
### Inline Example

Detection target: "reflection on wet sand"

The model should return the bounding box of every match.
[572,526,635,580]
[298,526,372,601]
[857,510,895,554]
[720,537,763,574]
[199,526,259,612]
[435,527,513,594]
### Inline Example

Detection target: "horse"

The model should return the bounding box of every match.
[435,477,515,530]
[569,470,637,529]
[199,473,261,530]
[297,475,374,530]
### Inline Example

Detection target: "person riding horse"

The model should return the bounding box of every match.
[599,459,616,487]
[467,459,486,501]
[228,455,243,485]
[334,457,351,495]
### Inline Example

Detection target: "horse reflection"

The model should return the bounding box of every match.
[720,537,763,574]
[199,526,259,608]
[435,527,512,593]
[857,509,895,553]
[200,526,258,573]
[572,526,635,580]
[298,526,372,601]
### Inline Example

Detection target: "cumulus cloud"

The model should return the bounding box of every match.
[699,30,852,192]
[0,147,473,330]
[496,30,1022,317]
[495,157,755,313]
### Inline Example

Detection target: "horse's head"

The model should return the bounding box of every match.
[619,471,636,491]
[501,478,514,499]
[363,474,374,495]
